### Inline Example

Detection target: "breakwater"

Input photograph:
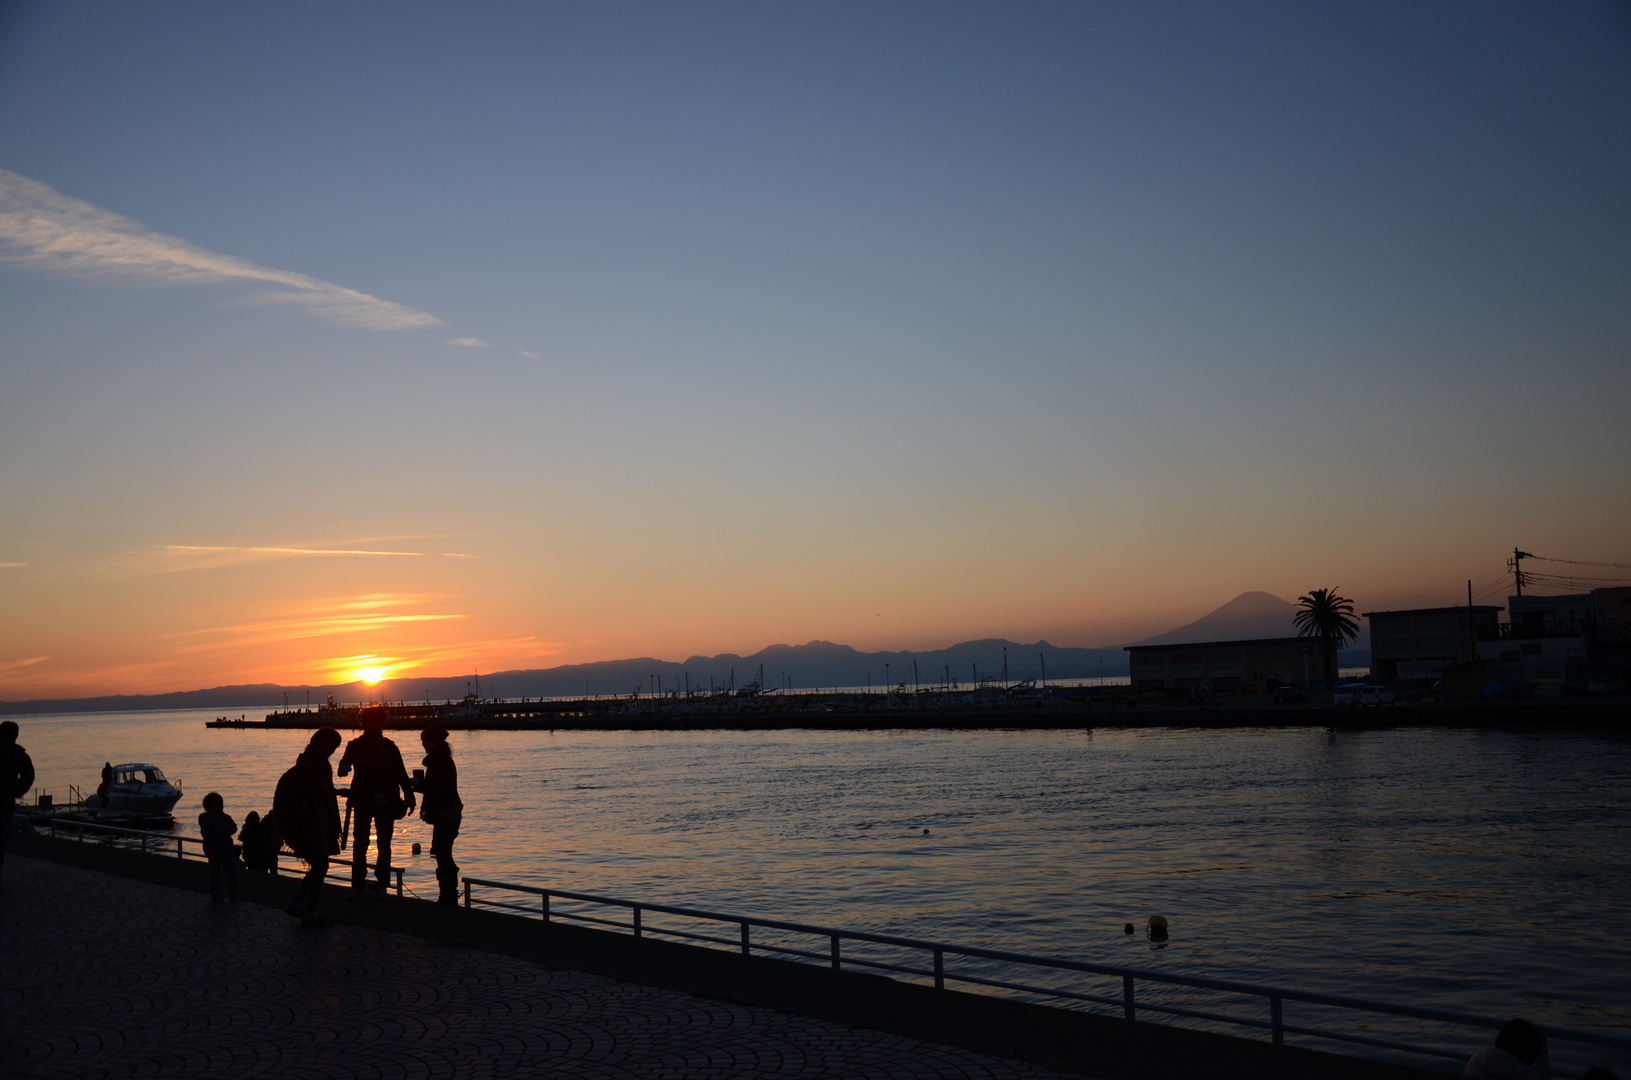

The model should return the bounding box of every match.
[208,695,1630,730]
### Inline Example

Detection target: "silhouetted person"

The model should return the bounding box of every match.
[239,810,280,871]
[1464,1017,1546,1079]
[198,791,238,904]
[99,761,112,800]
[0,721,36,888]
[414,725,463,906]
[337,708,415,900]
[275,727,342,927]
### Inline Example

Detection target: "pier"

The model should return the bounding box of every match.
[5,830,1462,1080]
[205,694,1631,732]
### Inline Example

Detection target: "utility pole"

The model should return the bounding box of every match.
[885,662,891,692]
[1002,647,1009,687]
[1468,579,1477,662]
[1509,547,1534,596]
[1040,653,1046,689]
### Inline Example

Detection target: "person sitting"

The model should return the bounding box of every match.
[239,810,281,872]
[1463,1018,1545,1079]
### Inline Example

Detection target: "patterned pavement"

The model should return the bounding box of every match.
[1,855,1082,1080]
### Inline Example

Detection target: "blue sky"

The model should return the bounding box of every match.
[1,2,1628,696]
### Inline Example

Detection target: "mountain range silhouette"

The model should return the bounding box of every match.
[1,591,1371,713]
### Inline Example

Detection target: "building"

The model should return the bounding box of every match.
[1124,637,1323,691]
[1362,606,1503,687]
[1475,593,1593,686]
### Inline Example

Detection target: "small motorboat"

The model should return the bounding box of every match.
[87,763,184,818]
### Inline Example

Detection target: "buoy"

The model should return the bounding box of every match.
[1147,915,1169,941]
[922,828,930,835]
[1123,923,1134,934]
[411,842,422,855]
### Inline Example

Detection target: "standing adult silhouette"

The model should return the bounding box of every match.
[0,721,36,887]
[274,727,342,927]
[337,707,415,899]
[414,725,463,906]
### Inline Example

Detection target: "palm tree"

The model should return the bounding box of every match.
[1294,588,1360,692]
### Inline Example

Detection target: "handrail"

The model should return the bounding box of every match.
[39,815,404,896]
[462,877,1631,1075]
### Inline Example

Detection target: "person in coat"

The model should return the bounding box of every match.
[0,721,36,887]
[336,707,415,899]
[274,727,342,927]
[414,725,464,906]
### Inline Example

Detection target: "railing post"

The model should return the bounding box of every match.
[1123,975,1135,1021]
[463,879,471,909]
[1271,994,1284,1046]
[633,905,642,938]
[395,868,403,897]
[934,948,944,990]
[177,837,183,860]
[141,832,147,855]
[542,893,550,922]
[740,922,750,955]
[830,934,841,971]
[1538,1037,1551,1080]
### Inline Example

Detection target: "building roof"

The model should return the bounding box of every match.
[1361,605,1503,618]
[1124,636,1317,653]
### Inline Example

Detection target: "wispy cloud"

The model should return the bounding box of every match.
[172,593,468,652]
[445,337,494,348]
[0,169,443,331]
[0,656,49,676]
[0,561,26,568]
[440,552,482,559]
[518,349,539,359]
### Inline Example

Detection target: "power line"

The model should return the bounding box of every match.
[1528,554,1631,569]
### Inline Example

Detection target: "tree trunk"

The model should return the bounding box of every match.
[1323,633,1338,691]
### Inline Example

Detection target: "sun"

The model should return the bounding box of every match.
[357,667,386,684]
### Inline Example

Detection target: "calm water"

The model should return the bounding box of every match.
[13,710,1631,1069]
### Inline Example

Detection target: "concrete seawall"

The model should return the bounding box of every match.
[4,831,1446,1080]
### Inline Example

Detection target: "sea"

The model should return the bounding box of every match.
[12,709,1630,1073]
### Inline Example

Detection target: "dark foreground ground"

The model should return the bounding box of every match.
[0,833,1447,1080]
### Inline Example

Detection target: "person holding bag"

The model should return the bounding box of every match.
[415,725,463,906]
[336,707,415,900]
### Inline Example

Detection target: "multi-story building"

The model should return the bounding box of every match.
[1476,593,1594,687]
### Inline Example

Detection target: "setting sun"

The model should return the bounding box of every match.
[356,667,385,684]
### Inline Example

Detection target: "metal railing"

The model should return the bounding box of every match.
[461,878,1629,1077]
[39,815,404,895]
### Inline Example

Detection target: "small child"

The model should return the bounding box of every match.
[198,792,238,904]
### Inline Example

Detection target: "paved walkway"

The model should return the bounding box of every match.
[1,856,1081,1080]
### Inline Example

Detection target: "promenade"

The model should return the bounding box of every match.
[2,836,1441,1080]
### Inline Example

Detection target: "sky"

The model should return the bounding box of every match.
[2,2,1629,699]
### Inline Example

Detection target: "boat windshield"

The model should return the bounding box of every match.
[117,768,166,784]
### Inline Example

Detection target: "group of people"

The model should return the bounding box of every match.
[268,707,464,925]
[184,707,463,922]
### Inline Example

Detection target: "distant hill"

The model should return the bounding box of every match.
[1132,590,1370,660]
[1133,591,1301,645]
[2,591,1375,714]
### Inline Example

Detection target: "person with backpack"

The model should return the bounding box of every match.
[274,727,342,927]
[336,708,415,900]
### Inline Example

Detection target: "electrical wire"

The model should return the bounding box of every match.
[1527,554,1631,569]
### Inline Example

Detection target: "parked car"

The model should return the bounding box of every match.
[1333,683,1365,707]
[1273,686,1308,704]
[1359,685,1396,707]
[1587,678,1628,697]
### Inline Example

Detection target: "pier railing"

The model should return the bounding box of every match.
[39,815,404,896]
[461,877,1629,1078]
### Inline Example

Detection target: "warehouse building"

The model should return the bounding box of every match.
[1363,605,1503,687]
[1124,637,1322,691]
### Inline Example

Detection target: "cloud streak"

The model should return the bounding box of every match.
[0,169,443,331]
[445,337,493,348]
